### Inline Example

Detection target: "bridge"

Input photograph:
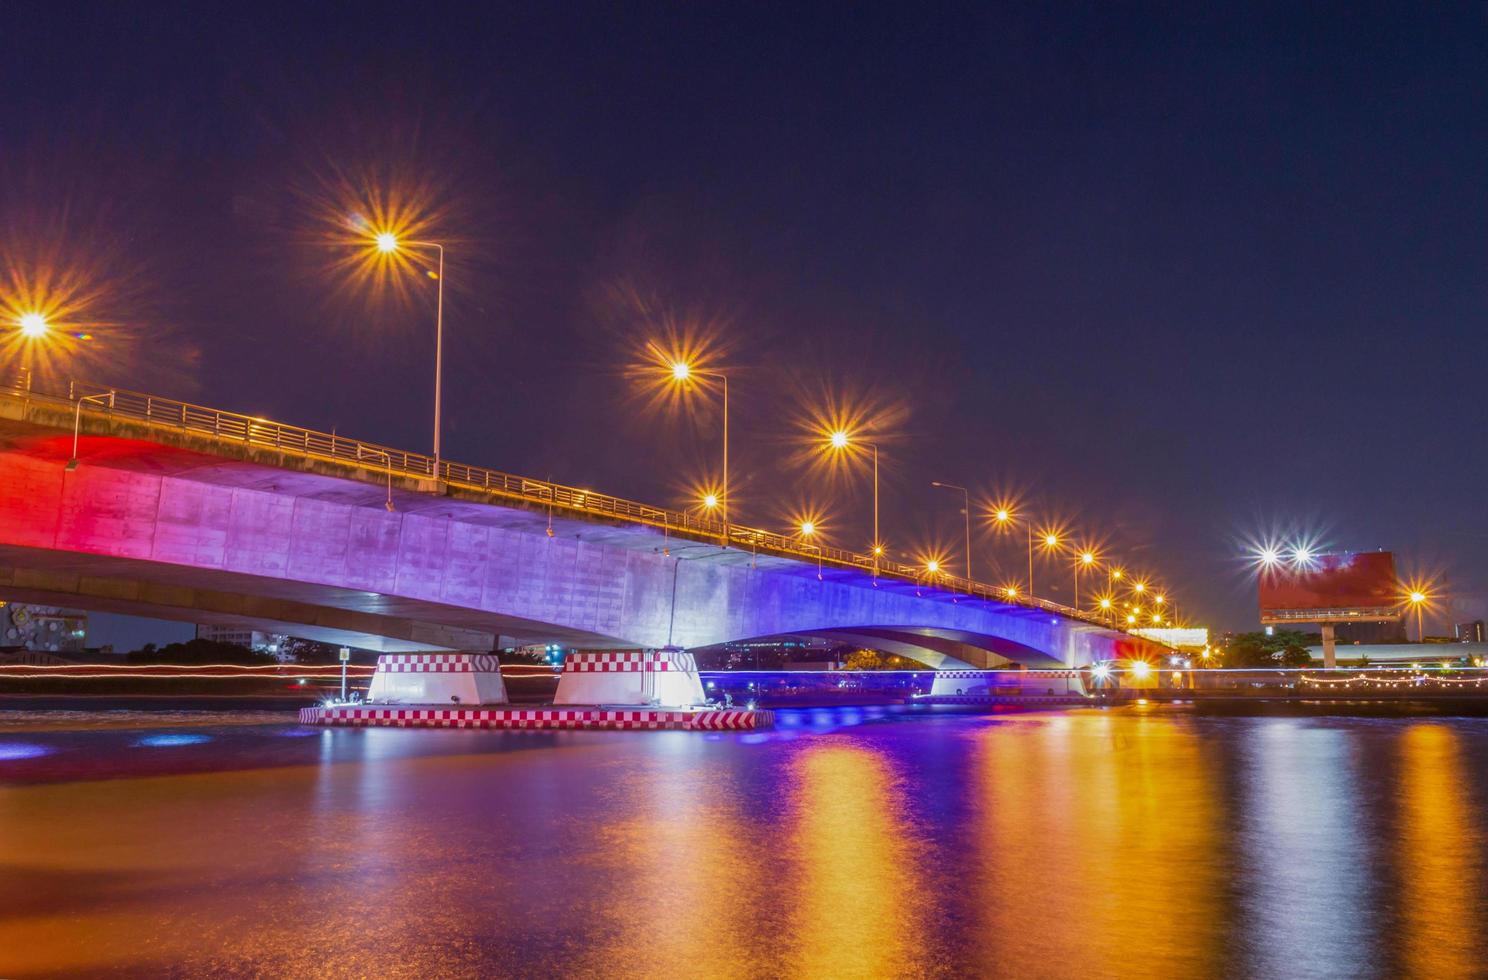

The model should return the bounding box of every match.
[0,373,1166,668]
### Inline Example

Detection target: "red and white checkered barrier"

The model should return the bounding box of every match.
[563,650,697,673]
[298,704,772,731]
[934,669,1080,679]
[916,694,1089,705]
[375,653,501,673]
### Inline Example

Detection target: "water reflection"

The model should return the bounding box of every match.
[4,709,1488,976]
[976,711,1225,977]
[1235,721,1375,977]
[1397,724,1485,978]
[785,742,927,978]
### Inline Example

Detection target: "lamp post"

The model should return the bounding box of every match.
[664,356,729,537]
[1409,590,1427,642]
[798,520,822,580]
[374,233,446,475]
[827,430,881,577]
[65,390,116,470]
[930,481,972,581]
[1075,550,1096,610]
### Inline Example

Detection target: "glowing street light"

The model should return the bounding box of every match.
[368,230,447,471]
[989,506,1064,601]
[796,519,822,579]
[660,350,729,531]
[1074,547,1097,608]
[826,428,881,575]
[1408,588,1429,642]
[926,559,940,574]
[17,312,48,339]
[702,492,719,510]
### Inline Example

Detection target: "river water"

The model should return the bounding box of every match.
[2,703,1487,978]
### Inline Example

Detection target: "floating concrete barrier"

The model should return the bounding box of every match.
[366,653,509,705]
[927,669,1088,698]
[298,705,773,730]
[553,649,706,707]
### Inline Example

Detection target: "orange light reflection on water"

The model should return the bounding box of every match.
[975,710,1226,976]
[1398,724,1484,978]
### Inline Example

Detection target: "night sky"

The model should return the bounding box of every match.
[6,4,1487,647]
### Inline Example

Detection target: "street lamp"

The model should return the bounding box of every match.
[371,231,447,474]
[1409,589,1428,642]
[797,520,822,580]
[663,352,729,534]
[989,507,1061,600]
[930,482,973,581]
[1034,530,1061,600]
[1075,549,1097,609]
[826,429,880,576]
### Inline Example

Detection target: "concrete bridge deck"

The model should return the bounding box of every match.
[0,376,1168,667]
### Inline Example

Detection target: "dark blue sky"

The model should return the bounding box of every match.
[6,4,1487,645]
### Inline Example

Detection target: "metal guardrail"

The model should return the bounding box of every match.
[6,376,1136,633]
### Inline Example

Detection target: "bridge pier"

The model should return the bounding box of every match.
[365,653,509,705]
[553,649,706,707]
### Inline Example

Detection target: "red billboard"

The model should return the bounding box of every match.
[1259,551,1402,623]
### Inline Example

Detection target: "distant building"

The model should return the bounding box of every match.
[194,625,289,660]
[1334,619,1408,645]
[1456,620,1486,643]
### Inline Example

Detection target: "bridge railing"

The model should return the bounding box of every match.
[19,377,1126,632]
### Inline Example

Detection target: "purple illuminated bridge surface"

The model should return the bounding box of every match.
[0,382,1164,667]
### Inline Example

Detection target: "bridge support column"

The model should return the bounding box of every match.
[366,653,509,705]
[1320,623,1337,669]
[554,649,706,707]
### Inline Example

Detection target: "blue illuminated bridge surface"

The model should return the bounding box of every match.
[3,704,1488,976]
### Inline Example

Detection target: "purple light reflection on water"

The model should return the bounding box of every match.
[0,742,51,760]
